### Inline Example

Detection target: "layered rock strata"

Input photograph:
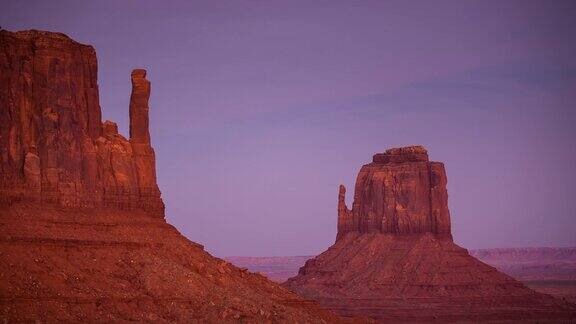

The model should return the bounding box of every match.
[338,146,451,240]
[0,30,163,216]
[0,29,348,323]
[285,146,576,322]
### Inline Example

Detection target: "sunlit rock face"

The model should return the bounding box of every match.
[286,146,576,322]
[0,30,163,217]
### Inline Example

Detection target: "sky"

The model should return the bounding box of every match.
[2,0,575,257]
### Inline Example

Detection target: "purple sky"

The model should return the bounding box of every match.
[3,1,576,257]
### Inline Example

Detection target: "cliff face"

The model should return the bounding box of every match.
[0,30,163,216]
[337,146,451,240]
[285,146,576,322]
[0,30,348,323]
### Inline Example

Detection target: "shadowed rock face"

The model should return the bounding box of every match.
[286,146,576,322]
[0,30,164,216]
[337,145,451,240]
[0,30,350,323]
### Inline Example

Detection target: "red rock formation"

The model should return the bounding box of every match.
[337,146,451,240]
[0,29,350,323]
[0,30,163,217]
[129,69,152,145]
[285,146,576,322]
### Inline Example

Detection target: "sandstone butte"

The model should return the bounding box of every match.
[284,146,576,322]
[0,30,352,323]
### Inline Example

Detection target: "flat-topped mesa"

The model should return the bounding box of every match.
[0,30,164,217]
[372,145,429,163]
[288,144,576,322]
[337,145,452,240]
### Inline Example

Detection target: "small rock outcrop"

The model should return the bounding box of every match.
[0,30,163,216]
[337,145,451,240]
[285,146,576,322]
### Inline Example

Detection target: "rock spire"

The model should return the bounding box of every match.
[129,69,151,144]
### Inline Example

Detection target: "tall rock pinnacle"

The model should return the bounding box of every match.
[129,69,151,144]
[337,145,451,240]
[128,68,161,197]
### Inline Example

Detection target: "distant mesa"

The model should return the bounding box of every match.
[285,145,576,322]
